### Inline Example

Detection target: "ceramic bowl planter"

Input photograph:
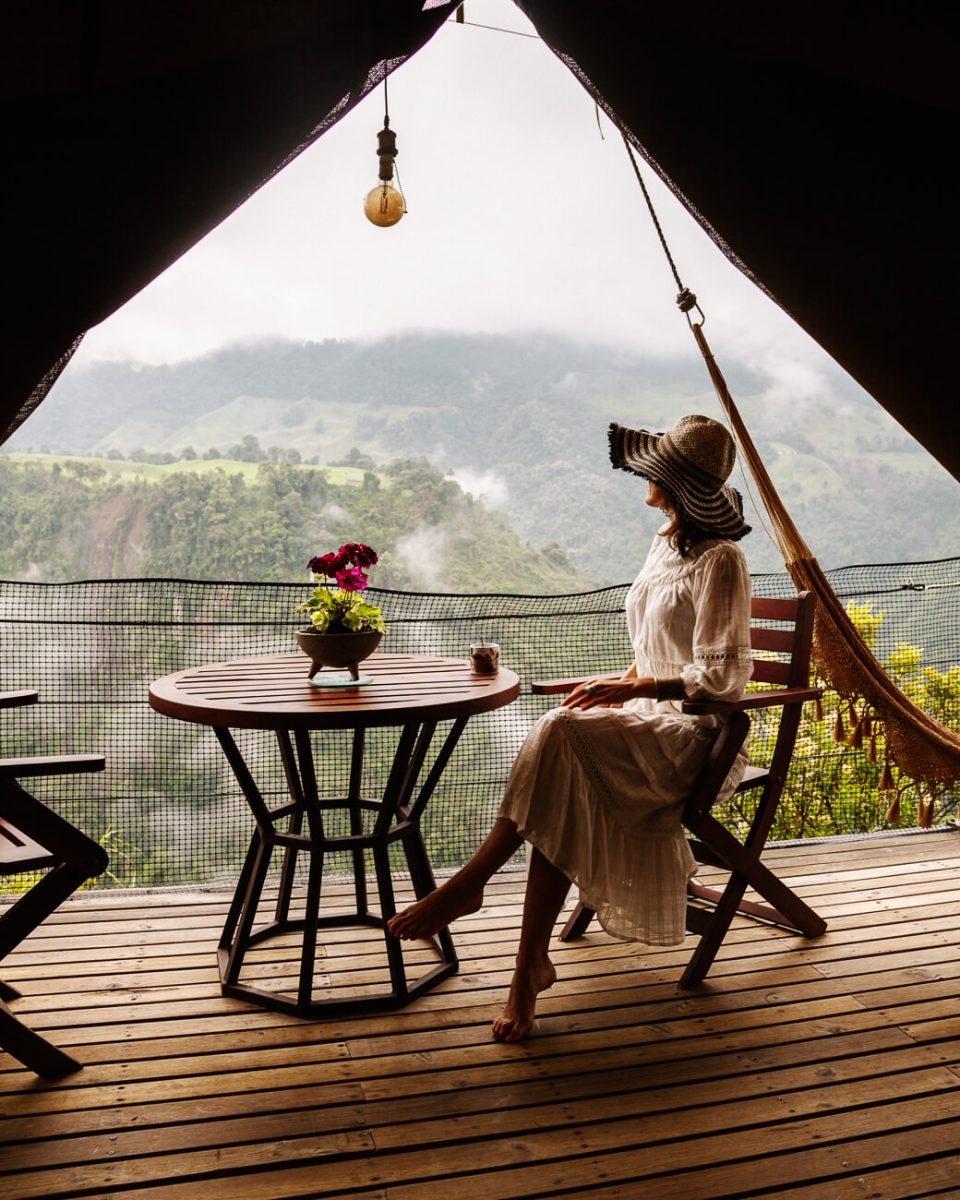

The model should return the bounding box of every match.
[296,628,384,681]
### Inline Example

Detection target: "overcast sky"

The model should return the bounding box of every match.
[71,0,845,394]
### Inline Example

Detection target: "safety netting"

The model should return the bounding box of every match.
[1,558,958,890]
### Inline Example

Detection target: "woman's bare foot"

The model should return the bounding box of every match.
[492,956,557,1043]
[388,881,483,940]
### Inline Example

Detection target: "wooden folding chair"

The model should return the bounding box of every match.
[1,690,108,1077]
[533,590,827,988]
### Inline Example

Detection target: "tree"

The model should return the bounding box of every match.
[229,434,265,463]
[333,446,376,470]
[728,603,960,839]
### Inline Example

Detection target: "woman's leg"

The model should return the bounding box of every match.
[388,816,523,940]
[492,847,571,1042]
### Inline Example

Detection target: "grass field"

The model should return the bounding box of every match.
[0,452,379,488]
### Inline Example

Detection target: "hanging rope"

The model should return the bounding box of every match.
[620,134,701,322]
[619,133,960,817]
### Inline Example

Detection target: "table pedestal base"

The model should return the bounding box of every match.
[216,915,457,1017]
[214,719,466,1017]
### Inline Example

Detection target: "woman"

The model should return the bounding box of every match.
[389,414,753,1041]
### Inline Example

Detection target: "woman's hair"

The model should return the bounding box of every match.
[657,486,716,557]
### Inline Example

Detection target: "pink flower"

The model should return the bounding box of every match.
[336,566,368,592]
[309,543,378,584]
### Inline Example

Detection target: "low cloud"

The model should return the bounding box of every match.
[396,526,450,589]
[448,468,509,508]
[751,352,829,404]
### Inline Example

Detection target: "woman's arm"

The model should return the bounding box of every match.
[680,543,753,702]
[562,668,656,710]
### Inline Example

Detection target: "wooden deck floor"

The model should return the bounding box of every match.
[2,831,960,1199]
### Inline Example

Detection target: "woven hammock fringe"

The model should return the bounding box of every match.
[787,554,960,784]
[691,321,960,796]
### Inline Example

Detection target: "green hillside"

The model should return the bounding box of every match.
[7,332,959,578]
[0,455,587,592]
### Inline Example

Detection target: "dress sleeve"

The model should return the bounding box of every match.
[679,543,753,702]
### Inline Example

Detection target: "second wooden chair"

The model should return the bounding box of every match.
[1,690,108,1077]
[533,591,827,987]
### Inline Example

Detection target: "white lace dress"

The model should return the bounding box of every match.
[499,532,753,945]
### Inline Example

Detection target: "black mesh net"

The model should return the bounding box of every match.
[2,560,958,890]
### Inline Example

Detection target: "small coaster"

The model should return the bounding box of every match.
[307,672,373,688]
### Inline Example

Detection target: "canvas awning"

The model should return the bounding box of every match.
[4,2,956,479]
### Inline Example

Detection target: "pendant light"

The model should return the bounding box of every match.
[363,74,406,227]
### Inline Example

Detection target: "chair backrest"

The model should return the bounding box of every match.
[681,590,817,826]
[748,592,815,691]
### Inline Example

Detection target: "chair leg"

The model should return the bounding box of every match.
[737,859,827,937]
[692,815,827,938]
[0,997,82,1078]
[688,878,819,932]
[0,864,90,961]
[681,817,827,988]
[559,899,596,942]
[0,978,21,1002]
[680,873,751,989]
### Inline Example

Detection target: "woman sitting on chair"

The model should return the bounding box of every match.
[389,414,753,1041]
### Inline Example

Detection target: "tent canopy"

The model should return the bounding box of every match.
[4,2,956,478]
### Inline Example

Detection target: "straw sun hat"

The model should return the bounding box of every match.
[608,414,751,541]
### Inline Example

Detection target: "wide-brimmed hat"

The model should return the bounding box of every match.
[608,414,751,540]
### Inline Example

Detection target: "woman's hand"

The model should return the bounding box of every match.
[562,674,655,710]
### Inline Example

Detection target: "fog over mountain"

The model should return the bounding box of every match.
[10,332,959,577]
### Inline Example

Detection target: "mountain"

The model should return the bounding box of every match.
[7,332,959,577]
[0,455,594,592]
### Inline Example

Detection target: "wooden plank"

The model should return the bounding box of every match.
[22,884,960,963]
[0,1033,930,1155]
[0,999,903,1118]
[0,964,837,1054]
[378,1113,960,1200]
[10,900,957,1008]
[0,981,887,1089]
[559,1157,960,1200]
[1,834,960,1200]
[0,1045,949,1173]
[5,1069,956,1200]
[753,1160,960,1200]
[50,1104,959,1200]
[9,920,960,1043]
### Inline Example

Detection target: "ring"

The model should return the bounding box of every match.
[584,683,598,695]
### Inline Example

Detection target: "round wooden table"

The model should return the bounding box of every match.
[149,651,520,1016]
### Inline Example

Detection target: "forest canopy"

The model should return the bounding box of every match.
[0,454,587,593]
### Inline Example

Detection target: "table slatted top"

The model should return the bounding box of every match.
[149,652,520,730]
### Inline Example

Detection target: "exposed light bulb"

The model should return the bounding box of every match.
[364,182,405,227]
[363,107,405,228]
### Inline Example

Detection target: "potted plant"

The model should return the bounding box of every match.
[295,542,387,681]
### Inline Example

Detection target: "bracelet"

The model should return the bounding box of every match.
[654,677,686,702]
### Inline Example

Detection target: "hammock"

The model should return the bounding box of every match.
[622,136,960,824]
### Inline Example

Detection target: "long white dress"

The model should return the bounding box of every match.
[499,531,753,945]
